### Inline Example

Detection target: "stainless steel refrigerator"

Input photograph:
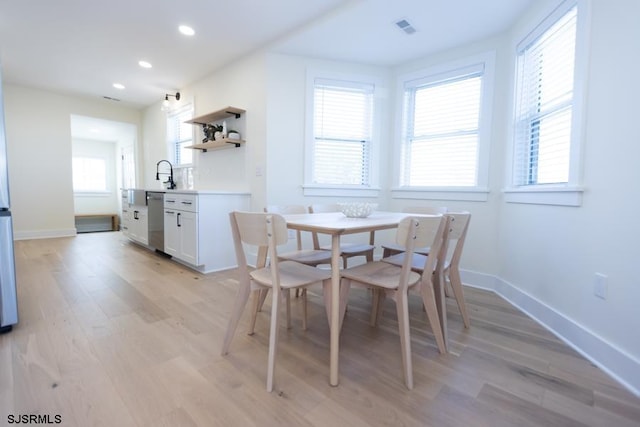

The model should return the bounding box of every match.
[0,65,18,333]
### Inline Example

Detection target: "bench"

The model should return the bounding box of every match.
[74,214,119,233]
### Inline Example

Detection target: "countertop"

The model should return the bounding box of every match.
[124,188,251,196]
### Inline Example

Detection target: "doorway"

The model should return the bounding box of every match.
[70,115,137,232]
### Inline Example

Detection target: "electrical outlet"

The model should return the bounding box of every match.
[594,273,608,299]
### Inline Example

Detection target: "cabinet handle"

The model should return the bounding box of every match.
[166,199,176,204]
[181,201,192,205]
[134,210,139,220]
[165,210,175,215]
[177,212,181,227]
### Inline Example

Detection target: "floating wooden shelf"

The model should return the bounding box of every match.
[185,107,246,125]
[186,139,246,152]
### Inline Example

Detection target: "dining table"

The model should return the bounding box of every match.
[282,211,449,386]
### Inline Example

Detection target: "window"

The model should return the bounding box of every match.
[507,0,586,206]
[167,103,194,166]
[72,157,107,192]
[402,70,482,187]
[304,73,379,197]
[393,53,494,201]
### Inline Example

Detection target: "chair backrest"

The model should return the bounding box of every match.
[265,205,307,215]
[308,203,340,214]
[395,215,447,291]
[442,212,471,269]
[230,211,288,275]
[265,205,308,250]
[403,206,448,215]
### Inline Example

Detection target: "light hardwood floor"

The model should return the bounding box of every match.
[1,232,639,426]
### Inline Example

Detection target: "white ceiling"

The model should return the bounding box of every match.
[0,0,533,111]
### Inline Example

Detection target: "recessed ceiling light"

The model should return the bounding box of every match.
[113,83,125,90]
[138,60,152,69]
[179,25,195,36]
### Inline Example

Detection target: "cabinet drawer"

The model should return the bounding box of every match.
[164,193,197,212]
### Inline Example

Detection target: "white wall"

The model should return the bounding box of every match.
[389,35,511,276]
[492,0,640,392]
[264,53,391,207]
[3,85,141,239]
[72,138,118,215]
[140,53,266,208]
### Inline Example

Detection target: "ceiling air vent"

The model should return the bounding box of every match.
[103,96,121,101]
[395,19,417,35]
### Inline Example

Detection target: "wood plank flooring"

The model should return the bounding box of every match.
[1,232,639,426]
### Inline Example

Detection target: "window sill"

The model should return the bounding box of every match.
[74,191,112,198]
[303,185,381,198]
[503,185,584,206]
[391,187,489,202]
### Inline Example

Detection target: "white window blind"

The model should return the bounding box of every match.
[312,78,373,186]
[401,68,483,187]
[167,103,194,166]
[72,157,107,192]
[514,5,577,185]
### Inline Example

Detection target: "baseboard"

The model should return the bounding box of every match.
[14,228,77,240]
[461,269,640,397]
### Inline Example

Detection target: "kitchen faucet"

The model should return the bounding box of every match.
[156,160,176,189]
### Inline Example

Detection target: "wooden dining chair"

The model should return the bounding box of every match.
[382,212,472,329]
[381,206,448,258]
[309,203,376,268]
[221,211,332,392]
[264,205,332,267]
[264,205,332,310]
[339,215,447,389]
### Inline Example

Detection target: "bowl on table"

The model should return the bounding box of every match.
[338,202,378,218]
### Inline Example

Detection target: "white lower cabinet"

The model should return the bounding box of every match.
[163,191,249,272]
[122,204,148,245]
[129,207,149,245]
[164,208,197,265]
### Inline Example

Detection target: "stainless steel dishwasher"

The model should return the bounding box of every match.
[146,192,165,252]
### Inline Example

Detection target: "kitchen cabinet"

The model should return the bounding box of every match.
[121,189,148,245]
[129,207,148,245]
[163,191,250,272]
[163,193,197,265]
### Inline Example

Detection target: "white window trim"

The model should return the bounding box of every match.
[391,51,496,202]
[504,0,590,207]
[74,191,112,197]
[303,69,382,197]
[166,101,195,168]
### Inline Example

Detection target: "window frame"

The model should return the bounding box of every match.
[166,102,195,168]
[303,70,381,197]
[72,156,110,195]
[504,0,589,206]
[391,51,495,202]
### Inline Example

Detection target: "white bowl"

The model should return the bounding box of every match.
[338,202,377,218]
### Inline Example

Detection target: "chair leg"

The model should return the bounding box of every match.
[370,289,385,326]
[395,292,414,390]
[221,279,253,355]
[285,289,292,329]
[420,282,447,354]
[301,288,308,330]
[248,289,261,335]
[257,288,269,311]
[266,287,281,392]
[448,267,470,329]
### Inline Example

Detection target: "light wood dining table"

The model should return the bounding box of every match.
[283,211,449,386]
